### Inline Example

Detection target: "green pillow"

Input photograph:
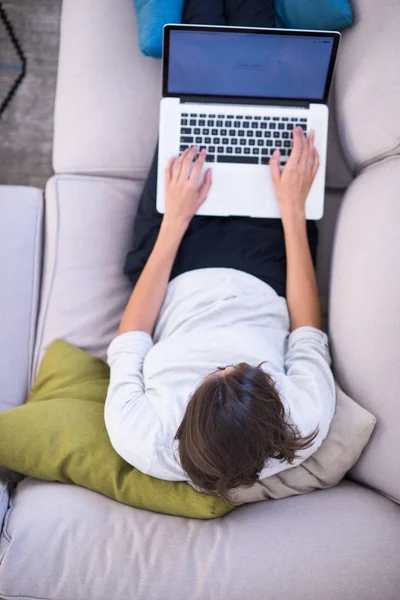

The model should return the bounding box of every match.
[0,340,232,519]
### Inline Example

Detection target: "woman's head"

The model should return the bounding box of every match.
[175,363,318,504]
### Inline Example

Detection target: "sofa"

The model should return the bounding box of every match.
[1,0,400,598]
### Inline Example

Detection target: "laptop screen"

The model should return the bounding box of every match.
[165,28,338,103]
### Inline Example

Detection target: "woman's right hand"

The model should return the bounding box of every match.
[269,127,320,224]
[163,146,212,232]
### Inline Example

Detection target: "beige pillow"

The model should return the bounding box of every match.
[232,385,376,504]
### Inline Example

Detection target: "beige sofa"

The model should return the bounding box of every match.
[1,0,400,598]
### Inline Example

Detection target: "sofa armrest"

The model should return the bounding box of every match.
[0,186,43,411]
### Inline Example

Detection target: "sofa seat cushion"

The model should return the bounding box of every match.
[0,186,43,412]
[335,0,400,171]
[329,157,400,504]
[33,175,141,377]
[1,478,399,600]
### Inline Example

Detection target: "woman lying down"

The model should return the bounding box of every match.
[104,129,336,504]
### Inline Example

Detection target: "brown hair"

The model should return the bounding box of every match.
[175,363,319,504]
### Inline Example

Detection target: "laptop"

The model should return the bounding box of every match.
[157,25,340,219]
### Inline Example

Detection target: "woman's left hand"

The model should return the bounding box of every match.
[163,146,212,230]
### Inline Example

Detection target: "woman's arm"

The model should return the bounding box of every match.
[119,221,186,335]
[119,147,212,335]
[282,216,321,331]
[270,127,321,332]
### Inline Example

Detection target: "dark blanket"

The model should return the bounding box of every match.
[183,0,275,28]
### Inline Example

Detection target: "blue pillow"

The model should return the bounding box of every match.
[133,0,184,58]
[275,0,353,31]
[133,0,353,59]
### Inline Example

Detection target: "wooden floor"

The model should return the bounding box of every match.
[0,0,62,189]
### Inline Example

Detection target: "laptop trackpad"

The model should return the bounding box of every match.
[197,164,281,219]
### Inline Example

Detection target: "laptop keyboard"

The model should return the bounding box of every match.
[179,112,308,166]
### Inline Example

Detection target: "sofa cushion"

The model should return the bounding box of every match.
[1,340,232,520]
[134,0,184,57]
[275,0,353,30]
[335,0,400,171]
[0,186,43,412]
[53,0,351,189]
[233,385,376,503]
[53,0,161,180]
[329,157,400,504]
[1,478,399,600]
[33,175,141,377]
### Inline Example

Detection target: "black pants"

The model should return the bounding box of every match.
[124,0,318,298]
[182,0,275,27]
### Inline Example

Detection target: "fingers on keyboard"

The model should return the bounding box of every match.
[179,113,305,166]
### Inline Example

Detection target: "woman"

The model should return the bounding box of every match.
[105,126,336,503]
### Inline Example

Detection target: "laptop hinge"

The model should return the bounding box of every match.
[179,96,311,109]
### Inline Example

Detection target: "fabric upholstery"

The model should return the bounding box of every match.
[0,186,43,412]
[335,0,400,171]
[326,89,354,189]
[1,340,232,520]
[53,0,161,180]
[52,0,351,189]
[33,175,142,377]
[134,0,352,59]
[329,157,400,504]
[1,479,400,600]
[316,189,344,317]
[275,0,353,30]
[133,0,184,57]
[0,482,8,538]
